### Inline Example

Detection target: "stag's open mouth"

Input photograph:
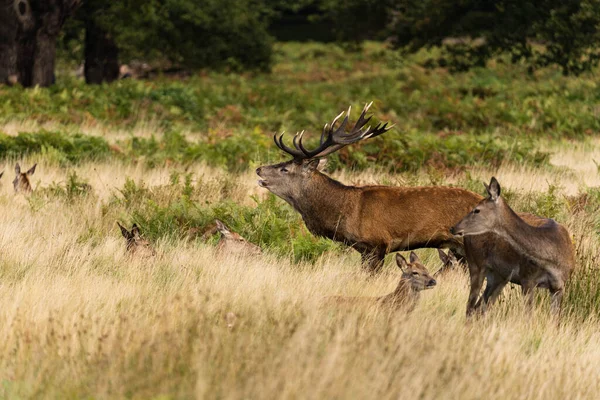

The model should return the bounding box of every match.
[258,180,268,188]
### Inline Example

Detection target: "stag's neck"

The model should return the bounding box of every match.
[292,173,355,235]
[495,202,566,270]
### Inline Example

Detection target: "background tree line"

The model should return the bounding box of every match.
[2,0,600,87]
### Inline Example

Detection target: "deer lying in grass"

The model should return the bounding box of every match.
[451,177,575,315]
[256,103,483,273]
[214,219,262,256]
[117,222,156,258]
[13,163,36,193]
[326,252,436,312]
[434,249,463,278]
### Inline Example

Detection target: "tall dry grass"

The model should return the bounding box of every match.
[0,141,600,399]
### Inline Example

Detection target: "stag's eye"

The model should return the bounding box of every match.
[412,271,419,276]
[473,209,480,214]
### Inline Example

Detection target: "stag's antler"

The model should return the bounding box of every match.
[274,102,392,160]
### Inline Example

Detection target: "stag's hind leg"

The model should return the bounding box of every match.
[360,249,385,275]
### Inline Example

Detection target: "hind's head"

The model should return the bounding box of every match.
[117,222,155,256]
[13,163,36,193]
[435,249,462,277]
[396,252,436,291]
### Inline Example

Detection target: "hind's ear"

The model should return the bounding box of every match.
[486,177,501,201]
[0,171,4,179]
[438,249,449,264]
[409,251,420,264]
[447,250,458,262]
[214,219,230,234]
[117,222,130,239]
[396,253,408,271]
[131,223,141,238]
[26,163,37,176]
[15,163,20,175]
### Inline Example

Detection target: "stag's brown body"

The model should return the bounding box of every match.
[284,172,481,270]
[256,103,483,272]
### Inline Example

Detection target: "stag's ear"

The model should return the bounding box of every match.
[316,158,328,172]
[396,253,408,271]
[15,163,20,175]
[487,177,501,201]
[438,249,449,264]
[26,163,37,176]
[117,222,130,239]
[303,159,321,172]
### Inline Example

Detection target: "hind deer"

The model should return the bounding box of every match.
[326,252,436,311]
[213,219,262,256]
[256,103,483,273]
[117,222,156,258]
[451,177,575,315]
[435,249,463,277]
[13,163,36,193]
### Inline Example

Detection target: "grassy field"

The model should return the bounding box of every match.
[1,42,600,399]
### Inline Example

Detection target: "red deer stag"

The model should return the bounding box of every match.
[256,103,482,272]
[452,177,575,315]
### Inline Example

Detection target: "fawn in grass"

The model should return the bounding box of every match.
[434,249,463,278]
[451,177,575,315]
[326,252,437,312]
[13,163,36,193]
[117,222,156,258]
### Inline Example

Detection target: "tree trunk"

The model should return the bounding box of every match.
[0,0,22,84]
[2,0,80,87]
[84,17,119,84]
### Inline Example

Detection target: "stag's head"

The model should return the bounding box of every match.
[13,163,36,193]
[451,177,504,237]
[256,103,391,202]
[396,252,436,291]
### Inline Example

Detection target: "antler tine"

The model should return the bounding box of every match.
[274,103,391,160]
[274,132,305,158]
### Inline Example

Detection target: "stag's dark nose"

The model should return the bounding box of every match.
[428,279,437,287]
[255,167,262,175]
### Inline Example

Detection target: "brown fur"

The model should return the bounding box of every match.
[257,161,482,273]
[117,222,156,258]
[453,178,576,316]
[325,252,436,312]
[13,163,36,193]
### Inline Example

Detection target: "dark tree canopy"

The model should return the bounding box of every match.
[320,0,600,75]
